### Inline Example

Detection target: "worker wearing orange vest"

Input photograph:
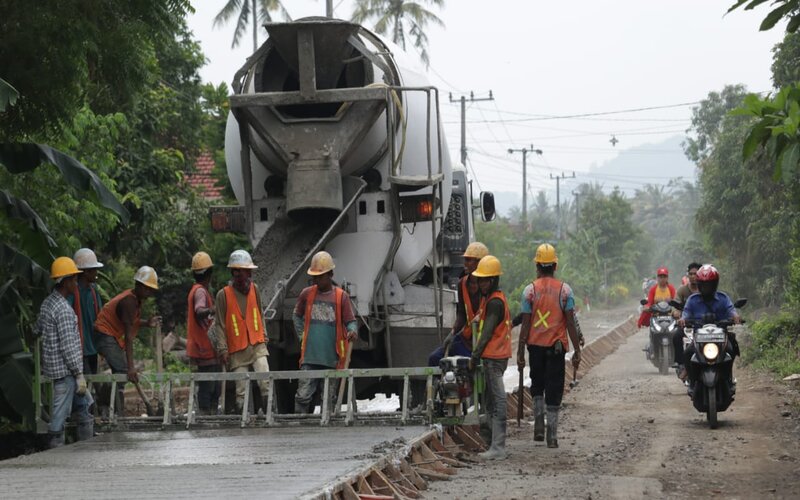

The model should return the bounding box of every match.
[427,241,489,366]
[186,251,220,415]
[293,251,357,414]
[518,244,582,448]
[470,255,512,460]
[94,266,161,412]
[209,249,269,413]
[67,248,104,375]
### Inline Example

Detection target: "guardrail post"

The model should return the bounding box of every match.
[401,374,410,425]
[321,375,330,426]
[240,373,250,428]
[266,378,274,426]
[186,376,195,429]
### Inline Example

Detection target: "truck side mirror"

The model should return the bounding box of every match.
[480,191,496,222]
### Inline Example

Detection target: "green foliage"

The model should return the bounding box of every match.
[743,312,800,376]
[351,0,445,66]
[728,0,800,33]
[0,78,19,112]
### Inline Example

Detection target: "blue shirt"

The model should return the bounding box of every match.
[681,292,735,324]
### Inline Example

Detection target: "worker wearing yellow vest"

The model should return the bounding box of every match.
[518,244,582,448]
[67,248,104,375]
[470,255,512,460]
[186,251,220,415]
[94,266,161,412]
[209,249,269,413]
[293,251,357,414]
[427,241,488,366]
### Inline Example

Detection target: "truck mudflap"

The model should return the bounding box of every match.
[253,176,366,327]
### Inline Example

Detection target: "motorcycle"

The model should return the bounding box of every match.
[639,299,678,375]
[670,298,747,429]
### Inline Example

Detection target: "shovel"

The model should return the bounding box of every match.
[569,362,580,389]
[133,380,157,416]
[517,366,524,427]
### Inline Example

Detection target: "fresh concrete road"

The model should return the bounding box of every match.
[0,426,426,499]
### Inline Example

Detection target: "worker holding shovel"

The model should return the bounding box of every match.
[293,251,357,414]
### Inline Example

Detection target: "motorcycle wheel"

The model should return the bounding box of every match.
[707,386,718,429]
[659,344,670,375]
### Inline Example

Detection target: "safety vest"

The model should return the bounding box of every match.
[299,285,349,369]
[223,285,265,355]
[460,275,480,340]
[71,284,100,349]
[94,289,140,349]
[527,277,568,350]
[475,291,512,359]
[187,284,215,360]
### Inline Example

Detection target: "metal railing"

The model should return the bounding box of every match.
[83,367,440,430]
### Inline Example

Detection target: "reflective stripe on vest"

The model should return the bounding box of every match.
[460,275,479,340]
[528,277,568,349]
[223,285,265,354]
[476,290,511,359]
[186,283,215,360]
[299,286,349,369]
[94,289,140,350]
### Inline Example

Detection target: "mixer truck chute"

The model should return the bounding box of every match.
[214,16,493,411]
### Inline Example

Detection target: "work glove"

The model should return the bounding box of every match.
[76,374,88,396]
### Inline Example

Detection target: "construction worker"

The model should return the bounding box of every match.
[210,250,269,413]
[293,251,357,414]
[94,266,161,411]
[187,251,220,415]
[518,244,582,448]
[470,255,512,460]
[428,241,488,366]
[67,248,104,375]
[36,257,93,448]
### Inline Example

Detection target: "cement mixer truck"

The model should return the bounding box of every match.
[211,17,495,411]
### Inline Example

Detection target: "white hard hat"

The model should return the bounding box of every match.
[134,266,159,290]
[227,249,258,269]
[73,248,104,270]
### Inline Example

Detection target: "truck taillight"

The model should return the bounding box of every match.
[400,195,437,223]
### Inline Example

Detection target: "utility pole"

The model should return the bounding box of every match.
[449,91,494,166]
[326,0,333,17]
[573,190,580,232]
[549,171,576,240]
[508,145,542,230]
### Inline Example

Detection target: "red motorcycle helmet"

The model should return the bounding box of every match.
[695,264,719,300]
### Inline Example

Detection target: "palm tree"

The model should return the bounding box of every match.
[214,0,291,52]
[351,0,445,66]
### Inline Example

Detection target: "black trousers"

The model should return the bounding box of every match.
[528,344,566,407]
[196,364,222,411]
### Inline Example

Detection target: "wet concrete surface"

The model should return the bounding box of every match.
[0,426,426,499]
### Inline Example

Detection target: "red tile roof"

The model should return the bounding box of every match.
[185,151,224,201]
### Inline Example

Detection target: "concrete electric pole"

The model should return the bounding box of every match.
[449,91,494,166]
[508,145,542,230]
[549,171,576,239]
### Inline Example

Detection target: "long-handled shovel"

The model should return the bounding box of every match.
[133,380,156,416]
[517,365,524,427]
[333,342,354,417]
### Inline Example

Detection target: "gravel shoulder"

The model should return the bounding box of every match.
[428,317,800,499]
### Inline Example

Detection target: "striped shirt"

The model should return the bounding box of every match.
[36,290,82,379]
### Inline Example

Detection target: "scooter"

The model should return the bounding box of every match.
[671,298,747,429]
[640,299,678,375]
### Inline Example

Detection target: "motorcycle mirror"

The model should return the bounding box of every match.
[733,298,748,308]
[639,298,648,305]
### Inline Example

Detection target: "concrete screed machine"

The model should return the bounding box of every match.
[213,16,496,414]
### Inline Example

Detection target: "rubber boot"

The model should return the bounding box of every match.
[77,420,94,441]
[48,432,65,449]
[478,415,508,460]
[546,405,559,449]
[533,395,545,442]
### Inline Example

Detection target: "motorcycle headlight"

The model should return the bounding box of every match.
[702,343,720,361]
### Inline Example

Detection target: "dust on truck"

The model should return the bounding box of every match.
[212,17,495,412]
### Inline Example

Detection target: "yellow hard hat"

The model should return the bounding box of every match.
[227,249,258,269]
[463,241,489,260]
[307,251,335,276]
[534,243,558,264]
[191,251,213,272]
[51,257,82,280]
[134,266,159,290]
[472,255,503,277]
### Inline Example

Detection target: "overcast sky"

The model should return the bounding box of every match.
[187,1,785,197]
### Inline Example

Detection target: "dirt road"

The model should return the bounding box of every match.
[428,323,800,499]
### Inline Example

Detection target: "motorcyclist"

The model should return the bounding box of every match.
[677,264,741,392]
[671,262,700,375]
[637,267,675,328]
